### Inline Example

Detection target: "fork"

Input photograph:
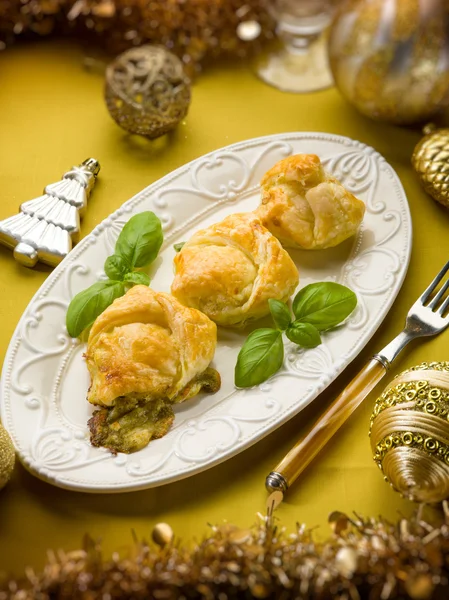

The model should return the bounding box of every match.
[266,260,449,495]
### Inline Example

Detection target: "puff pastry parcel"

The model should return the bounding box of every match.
[256,154,365,250]
[171,212,299,327]
[86,285,220,453]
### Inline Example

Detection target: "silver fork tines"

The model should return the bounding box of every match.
[420,260,449,305]
[438,293,449,317]
[429,278,449,311]
[374,260,449,367]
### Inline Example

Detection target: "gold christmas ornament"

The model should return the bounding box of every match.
[370,362,449,504]
[412,125,449,209]
[105,45,191,138]
[329,0,449,125]
[0,422,15,490]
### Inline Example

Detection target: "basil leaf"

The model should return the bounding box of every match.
[66,281,125,338]
[286,322,321,348]
[292,282,357,331]
[104,254,130,281]
[268,299,292,331]
[115,212,163,268]
[174,242,185,252]
[235,328,284,388]
[124,272,150,286]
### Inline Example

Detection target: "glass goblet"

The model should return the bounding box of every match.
[256,0,337,93]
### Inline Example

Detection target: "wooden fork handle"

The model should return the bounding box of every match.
[268,359,387,490]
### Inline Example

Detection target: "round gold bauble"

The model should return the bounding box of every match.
[412,125,449,209]
[0,422,15,490]
[329,0,449,125]
[370,362,449,503]
[105,45,191,138]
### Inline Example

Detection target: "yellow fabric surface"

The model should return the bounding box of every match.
[0,40,448,576]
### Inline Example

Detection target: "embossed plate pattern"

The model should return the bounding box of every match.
[1,133,412,492]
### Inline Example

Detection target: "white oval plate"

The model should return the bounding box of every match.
[1,133,412,492]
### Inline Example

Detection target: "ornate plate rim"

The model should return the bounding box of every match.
[1,132,413,492]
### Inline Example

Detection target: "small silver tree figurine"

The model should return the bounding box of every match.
[0,158,100,268]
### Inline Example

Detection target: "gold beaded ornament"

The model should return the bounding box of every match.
[105,45,191,138]
[370,362,449,503]
[412,125,449,209]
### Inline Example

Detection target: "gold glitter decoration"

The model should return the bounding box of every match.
[105,45,191,137]
[4,508,449,599]
[412,125,449,209]
[329,0,449,125]
[370,362,449,504]
[0,0,273,75]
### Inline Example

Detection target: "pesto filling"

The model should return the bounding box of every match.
[88,367,221,454]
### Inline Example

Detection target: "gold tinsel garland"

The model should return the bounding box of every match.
[0,0,274,74]
[2,507,449,599]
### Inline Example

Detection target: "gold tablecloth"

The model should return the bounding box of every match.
[1,40,448,576]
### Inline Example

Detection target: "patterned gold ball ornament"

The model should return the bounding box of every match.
[105,45,191,138]
[370,362,449,503]
[0,422,15,490]
[412,125,449,209]
[328,0,449,125]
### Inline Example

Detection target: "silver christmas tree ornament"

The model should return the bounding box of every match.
[0,158,100,268]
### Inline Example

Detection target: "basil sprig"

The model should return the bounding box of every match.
[235,282,357,388]
[104,255,130,281]
[66,211,163,338]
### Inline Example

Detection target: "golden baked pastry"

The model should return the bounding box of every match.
[85,285,220,453]
[256,154,365,250]
[171,212,299,327]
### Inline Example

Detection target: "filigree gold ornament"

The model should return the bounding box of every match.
[329,0,449,125]
[370,362,449,503]
[412,125,449,209]
[105,45,191,138]
[0,158,100,268]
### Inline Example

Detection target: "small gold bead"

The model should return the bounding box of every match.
[424,438,438,453]
[425,401,437,414]
[403,432,413,446]
[152,522,174,547]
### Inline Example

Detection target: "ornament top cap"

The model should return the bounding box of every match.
[79,158,101,177]
[64,158,101,191]
[423,123,437,136]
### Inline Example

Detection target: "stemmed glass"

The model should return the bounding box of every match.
[256,0,338,93]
